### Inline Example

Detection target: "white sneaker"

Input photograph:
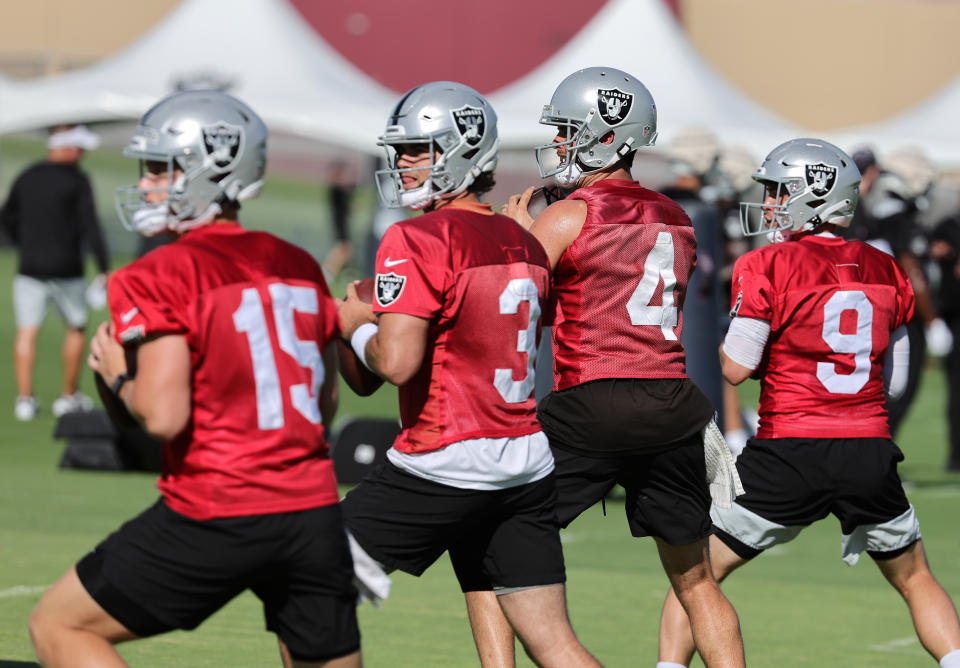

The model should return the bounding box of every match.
[52,392,94,418]
[14,395,40,421]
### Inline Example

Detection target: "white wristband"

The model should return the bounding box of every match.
[350,323,378,371]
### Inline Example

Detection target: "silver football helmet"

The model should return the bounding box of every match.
[740,138,860,241]
[116,90,267,236]
[535,67,657,188]
[375,81,499,210]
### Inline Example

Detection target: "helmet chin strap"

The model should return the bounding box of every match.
[554,161,583,188]
[399,181,435,210]
[131,204,172,237]
[170,202,222,233]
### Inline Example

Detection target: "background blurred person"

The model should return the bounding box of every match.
[29,91,361,668]
[321,159,357,281]
[931,209,960,471]
[846,146,953,435]
[0,124,108,421]
[707,145,762,455]
[659,138,960,668]
[661,127,726,433]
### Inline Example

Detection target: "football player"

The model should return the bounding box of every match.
[336,81,600,667]
[657,139,960,668]
[500,66,745,668]
[29,91,361,668]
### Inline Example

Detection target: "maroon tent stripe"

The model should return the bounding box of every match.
[287,0,609,95]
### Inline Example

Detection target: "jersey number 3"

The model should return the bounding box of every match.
[233,283,325,429]
[494,278,540,404]
[818,290,873,394]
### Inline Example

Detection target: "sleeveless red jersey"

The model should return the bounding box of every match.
[373,202,550,454]
[731,234,915,439]
[551,179,696,390]
[108,222,341,520]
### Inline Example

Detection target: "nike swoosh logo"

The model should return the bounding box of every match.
[121,307,139,324]
[383,257,408,267]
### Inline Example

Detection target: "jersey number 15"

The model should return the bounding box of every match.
[233,283,325,430]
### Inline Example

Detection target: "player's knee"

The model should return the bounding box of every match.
[14,330,39,355]
[28,603,58,662]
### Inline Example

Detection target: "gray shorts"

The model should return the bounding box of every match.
[13,274,88,329]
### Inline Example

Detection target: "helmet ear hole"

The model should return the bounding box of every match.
[599,131,615,146]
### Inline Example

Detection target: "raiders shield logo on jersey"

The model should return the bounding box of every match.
[598,88,633,126]
[451,105,486,146]
[375,272,407,307]
[202,122,243,171]
[805,163,838,197]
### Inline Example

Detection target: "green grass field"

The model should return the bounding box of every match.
[2,138,960,666]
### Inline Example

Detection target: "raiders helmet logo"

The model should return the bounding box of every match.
[805,163,838,197]
[375,272,407,307]
[451,105,486,146]
[598,88,633,126]
[202,122,243,171]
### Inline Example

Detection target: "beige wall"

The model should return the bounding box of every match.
[0,0,180,76]
[681,0,960,129]
[1,0,958,131]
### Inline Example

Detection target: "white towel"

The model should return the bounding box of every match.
[347,530,392,608]
[703,418,745,508]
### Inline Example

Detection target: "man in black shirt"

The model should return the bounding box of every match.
[0,125,109,421]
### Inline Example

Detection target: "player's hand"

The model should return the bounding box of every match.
[504,186,536,230]
[335,281,376,340]
[88,321,127,386]
[925,317,954,357]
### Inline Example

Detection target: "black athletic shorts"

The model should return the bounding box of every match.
[550,438,712,545]
[341,461,565,592]
[713,437,913,553]
[539,378,714,545]
[76,500,360,662]
[537,378,715,457]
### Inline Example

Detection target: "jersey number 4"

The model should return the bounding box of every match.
[818,289,873,394]
[626,231,679,340]
[233,283,325,430]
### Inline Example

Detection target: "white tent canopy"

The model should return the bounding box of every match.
[2,0,958,167]
[0,0,397,152]
[489,0,800,159]
[0,0,801,159]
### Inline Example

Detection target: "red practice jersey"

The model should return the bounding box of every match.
[373,202,549,454]
[109,222,341,520]
[731,234,915,439]
[552,179,696,390]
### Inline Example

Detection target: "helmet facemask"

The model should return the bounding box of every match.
[534,108,597,188]
[375,136,445,211]
[739,179,803,242]
[116,152,231,236]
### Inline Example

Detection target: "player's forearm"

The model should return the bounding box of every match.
[720,317,769,384]
[364,334,420,386]
[119,380,189,442]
